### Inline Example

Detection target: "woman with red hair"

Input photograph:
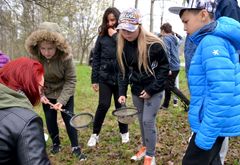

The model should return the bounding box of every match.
[0,57,50,165]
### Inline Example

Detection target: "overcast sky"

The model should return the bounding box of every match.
[114,0,186,36]
[114,0,240,37]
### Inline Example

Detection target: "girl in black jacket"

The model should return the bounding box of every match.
[116,8,169,165]
[87,7,129,147]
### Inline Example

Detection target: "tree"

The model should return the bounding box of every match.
[0,0,111,64]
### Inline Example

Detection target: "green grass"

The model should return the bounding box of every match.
[35,65,240,165]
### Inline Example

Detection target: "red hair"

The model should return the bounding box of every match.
[0,57,44,106]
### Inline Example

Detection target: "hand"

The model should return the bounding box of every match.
[92,83,99,92]
[108,28,117,37]
[40,95,50,104]
[51,102,63,111]
[139,90,150,99]
[118,96,126,104]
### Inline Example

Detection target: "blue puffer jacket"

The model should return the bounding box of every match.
[188,16,240,150]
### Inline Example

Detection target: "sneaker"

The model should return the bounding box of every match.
[160,106,168,110]
[120,132,129,143]
[72,146,87,161]
[87,134,99,147]
[173,99,178,107]
[50,144,61,154]
[144,155,156,165]
[173,103,178,107]
[131,146,146,161]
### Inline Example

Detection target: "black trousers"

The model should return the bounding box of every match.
[162,70,179,108]
[182,133,224,165]
[93,83,128,135]
[42,96,79,147]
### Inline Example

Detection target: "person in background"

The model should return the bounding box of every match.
[25,22,86,160]
[117,8,169,165]
[0,57,50,165]
[87,7,129,147]
[159,23,181,110]
[215,0,240,21]
[172,33,183,107]
[169,0,240,164]
[0,51,10,68]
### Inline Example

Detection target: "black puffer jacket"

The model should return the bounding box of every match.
[91,34,118,85]
[0,108,50,165]
[118,41,169,97]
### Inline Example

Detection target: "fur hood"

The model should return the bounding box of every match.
[25,22,72,60]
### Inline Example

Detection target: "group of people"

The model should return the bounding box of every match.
[1,0,240,165]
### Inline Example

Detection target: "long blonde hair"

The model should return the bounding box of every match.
[117,25,166,77]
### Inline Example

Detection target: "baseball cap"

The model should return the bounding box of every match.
[116,8,142,32]
[169,0,217,17]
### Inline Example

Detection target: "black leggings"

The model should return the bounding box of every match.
[93,83,128,135]
[42,96,79,147]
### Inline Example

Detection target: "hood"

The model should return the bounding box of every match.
[0,83,33,110]
[213,17,240,50]
[190,17,240,50]
[25,22,72,60]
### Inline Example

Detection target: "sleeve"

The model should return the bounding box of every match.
[163,37,171,62]
[57,58,76,105]
[144,43,169,96]
[91,36,101,84]
[17,116,51,165]
[195,37,235,150]
[118,55,129,97]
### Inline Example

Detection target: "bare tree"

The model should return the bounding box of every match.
[0,0,111,64]
[150,0,155,32]
[135,0,138,8]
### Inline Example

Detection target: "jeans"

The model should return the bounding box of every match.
[132,92,163,156]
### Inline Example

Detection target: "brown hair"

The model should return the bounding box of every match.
[160,23,173,34]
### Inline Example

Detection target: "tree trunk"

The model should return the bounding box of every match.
[135,0,138,8]
[150,0,155,32]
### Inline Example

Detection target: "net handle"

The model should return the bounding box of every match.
[47,102,93,129]
[47,102,74,117]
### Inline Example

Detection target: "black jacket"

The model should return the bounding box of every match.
[0,107,50,165]
[91,34,119,85]
[118,41,169,97]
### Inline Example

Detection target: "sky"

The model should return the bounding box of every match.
[114,0,186,37]
[114,0,240,37]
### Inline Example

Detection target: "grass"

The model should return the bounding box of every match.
[35,65,240,165]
